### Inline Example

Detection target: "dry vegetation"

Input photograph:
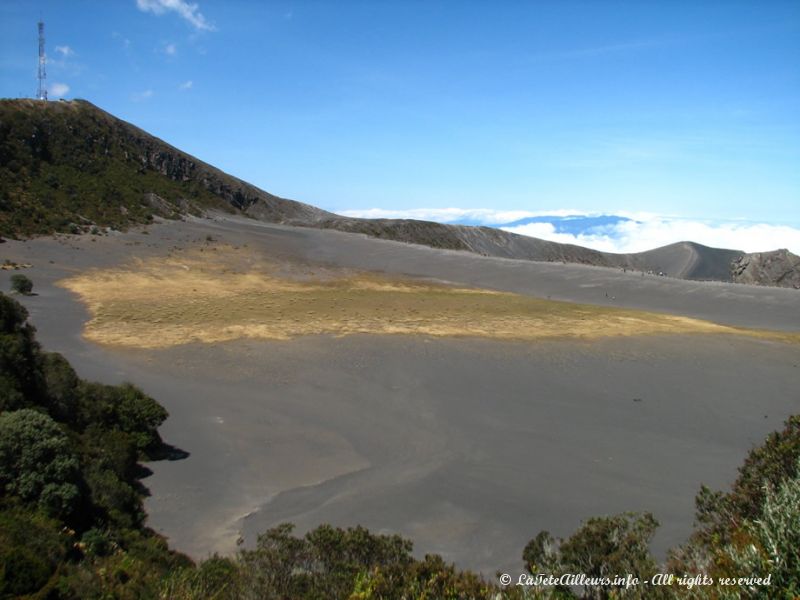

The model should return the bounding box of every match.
[59,245,797,350]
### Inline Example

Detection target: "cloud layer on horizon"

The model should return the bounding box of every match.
[339,207,589,225]
[339,208,800,255]
[501,219,800,255]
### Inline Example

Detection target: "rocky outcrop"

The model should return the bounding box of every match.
[731,249,800,288]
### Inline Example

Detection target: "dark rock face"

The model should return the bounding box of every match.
[731,249,800,288]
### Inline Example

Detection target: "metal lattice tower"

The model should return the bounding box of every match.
[37,20,47,101]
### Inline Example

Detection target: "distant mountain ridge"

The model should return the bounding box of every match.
[1,98,797,288]
[318,217,759,281]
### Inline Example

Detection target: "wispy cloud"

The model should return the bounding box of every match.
[524,38,672,65]
[525,28,750,65]
[136,0,216,31]
[164,42,177,55]
[555,39,666,60]
[524,27,772,65]
[131,89,154,102]
[112,31,132,49]
[178,80,193,90]
[47,44,84,74]
[49,82,70,98]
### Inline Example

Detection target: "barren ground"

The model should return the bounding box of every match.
[60,245,795,349]
[2,214,798,575]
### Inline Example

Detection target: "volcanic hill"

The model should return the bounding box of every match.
[1,98,797,288]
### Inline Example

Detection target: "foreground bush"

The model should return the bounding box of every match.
[667,416,800,599]
[0,409,80,517]
[0,292,179,598]
[719,461,800,597]
[523,512,662,599]
[160,524,495,600]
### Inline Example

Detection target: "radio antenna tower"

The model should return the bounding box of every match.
[37,20,48,101]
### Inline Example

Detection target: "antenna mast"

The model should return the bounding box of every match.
[37,20,47,101]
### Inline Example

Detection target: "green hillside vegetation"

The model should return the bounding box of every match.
[0,292,190,598]
[0,98,333,239]
[2,290,799,598]
[0,99,235,237]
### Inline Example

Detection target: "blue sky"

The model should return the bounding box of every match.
[2,1,799,251]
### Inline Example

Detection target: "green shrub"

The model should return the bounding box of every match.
[160,556,239,600]
[681,415,800,557]
[83,463,140,529]
[0,291,184,599]
[720,461,800,597]
[523,513,661,599]
[0,292,43,411]
[236,523,494,600]
[10,273,33,295]
[81,528,113,557]
[42,351,81,422]
[0,506,68,597]
[76,382,168,454]
[0,547,53,597]
[0,409,81,517]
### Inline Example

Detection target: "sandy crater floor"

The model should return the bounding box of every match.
[59,244,794,349]
[2,216,799,576]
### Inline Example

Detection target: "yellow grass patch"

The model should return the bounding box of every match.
[58,245,798,349]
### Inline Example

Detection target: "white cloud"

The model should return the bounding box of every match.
[502,217,800,255]
[55,45,74,57]
[340,207,800,254]
[131,89,154,101]
[179,80,193,90]
[136,0,216,31]
[339,207,586,224]
[164,42,177,55]
[49,82,70,98]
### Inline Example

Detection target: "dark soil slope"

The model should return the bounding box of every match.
[629,242,742,280]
